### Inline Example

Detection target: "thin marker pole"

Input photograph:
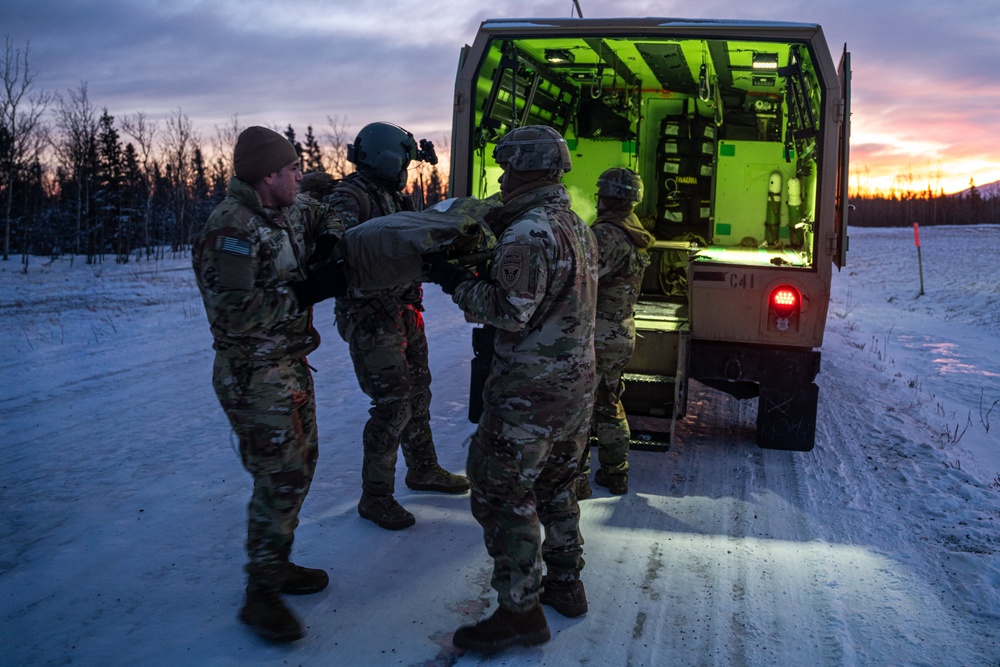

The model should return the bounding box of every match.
[913,222,924,296]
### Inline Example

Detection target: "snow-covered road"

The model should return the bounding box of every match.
[1,225,998,666]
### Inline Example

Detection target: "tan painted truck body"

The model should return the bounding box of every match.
[451,17,850,450]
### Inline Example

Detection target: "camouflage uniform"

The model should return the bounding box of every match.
[450,181,598,612]
[579,209,654,478]
[324,171,442,496]
[192,176,344,593]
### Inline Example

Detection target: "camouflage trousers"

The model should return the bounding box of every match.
[337,301,438,496]
[212,354,318,592]
[467,409,587,613]
[579,337,633,478]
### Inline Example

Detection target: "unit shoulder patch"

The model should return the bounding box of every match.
[496,244,534,296]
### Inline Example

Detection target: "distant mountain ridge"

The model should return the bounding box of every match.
[954,179,1000,198]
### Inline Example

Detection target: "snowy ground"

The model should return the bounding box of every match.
[1,224,998,666]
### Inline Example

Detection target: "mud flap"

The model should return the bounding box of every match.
[756,382,817,451]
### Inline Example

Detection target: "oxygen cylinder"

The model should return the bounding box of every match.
[787,177,803,248]
[765,171,782,246]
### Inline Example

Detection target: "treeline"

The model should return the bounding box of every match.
[0,38,446,269]
[849,183,1000,228]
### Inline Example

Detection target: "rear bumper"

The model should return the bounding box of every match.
[689,339,821,391]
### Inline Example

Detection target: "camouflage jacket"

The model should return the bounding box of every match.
[593,209,654,324]
[323,171,421,307]
[452,182,598,438]
[192,176,345,360]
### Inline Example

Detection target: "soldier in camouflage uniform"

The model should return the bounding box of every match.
[324,122,469,531]
[192,126,348,643]
[424,125,598,652]
[575,168,654,498]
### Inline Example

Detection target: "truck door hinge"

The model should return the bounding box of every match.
[454,91,465,112]
[836,100,846,123]
[825,232,837,255]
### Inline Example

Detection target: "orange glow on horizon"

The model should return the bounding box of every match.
[847,67,1000,197]
[849,151,1000,197]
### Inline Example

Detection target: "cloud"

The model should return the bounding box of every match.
[3,0,1000,192]
[5,0,469,135]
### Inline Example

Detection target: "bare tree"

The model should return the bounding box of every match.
[161,107,198,254]
[434,131,450,197]
[53,81,98,264]
[323,114,353,178]
[121,111,158,259]
[13,120,47,272]
[1,35,52,261]
[210,113,242,180]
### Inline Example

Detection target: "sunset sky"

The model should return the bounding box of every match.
[4,0,999,195]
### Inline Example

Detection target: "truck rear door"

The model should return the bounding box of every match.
[834,46,851,269]
[449,45,471,195]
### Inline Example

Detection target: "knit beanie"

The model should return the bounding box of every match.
[233,126,299,184]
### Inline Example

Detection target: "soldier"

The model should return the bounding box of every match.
[575,167,654,498]
[192,126,348,643]
[325,121,469,531]
[424,125,598,651]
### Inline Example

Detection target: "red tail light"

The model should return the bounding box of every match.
[770,286,800,318]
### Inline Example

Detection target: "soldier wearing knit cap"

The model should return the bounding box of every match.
[233,126,301,185]
[192,125,348,643]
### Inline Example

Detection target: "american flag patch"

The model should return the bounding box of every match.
[218,236,252,256]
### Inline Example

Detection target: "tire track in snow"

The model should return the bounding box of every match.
[800,330,999,664]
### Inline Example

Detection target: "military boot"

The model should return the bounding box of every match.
[405,464,471,494]
[594,468,628,495]
[540,576,588,618]
[452,604,550,652]
[282,563,329,595]
[574,475,593,501]
[239,588,303,643]
[358,492,416,530]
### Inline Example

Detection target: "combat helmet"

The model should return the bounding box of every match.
[493,125,572,173]
[597,167,643,203]
[348,122,417,190]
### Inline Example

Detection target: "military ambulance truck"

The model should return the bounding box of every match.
[450,17,850,451]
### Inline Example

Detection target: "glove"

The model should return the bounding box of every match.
[422,253,476,296]
[307,234,339,273]
[289,257,348,308]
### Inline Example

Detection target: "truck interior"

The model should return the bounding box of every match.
[457,25,842,449]
[463,31,827,278]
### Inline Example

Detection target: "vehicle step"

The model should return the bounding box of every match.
[629,431,672,452]
[588,433,671,453]
[622,372,678,385]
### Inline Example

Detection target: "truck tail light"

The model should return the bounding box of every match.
[769,286,800,331]
[770,286,799,317]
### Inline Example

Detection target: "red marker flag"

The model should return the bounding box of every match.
[913,222,920,247]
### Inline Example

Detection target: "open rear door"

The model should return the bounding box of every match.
[448,45,470,197]
[834,45,851,269]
